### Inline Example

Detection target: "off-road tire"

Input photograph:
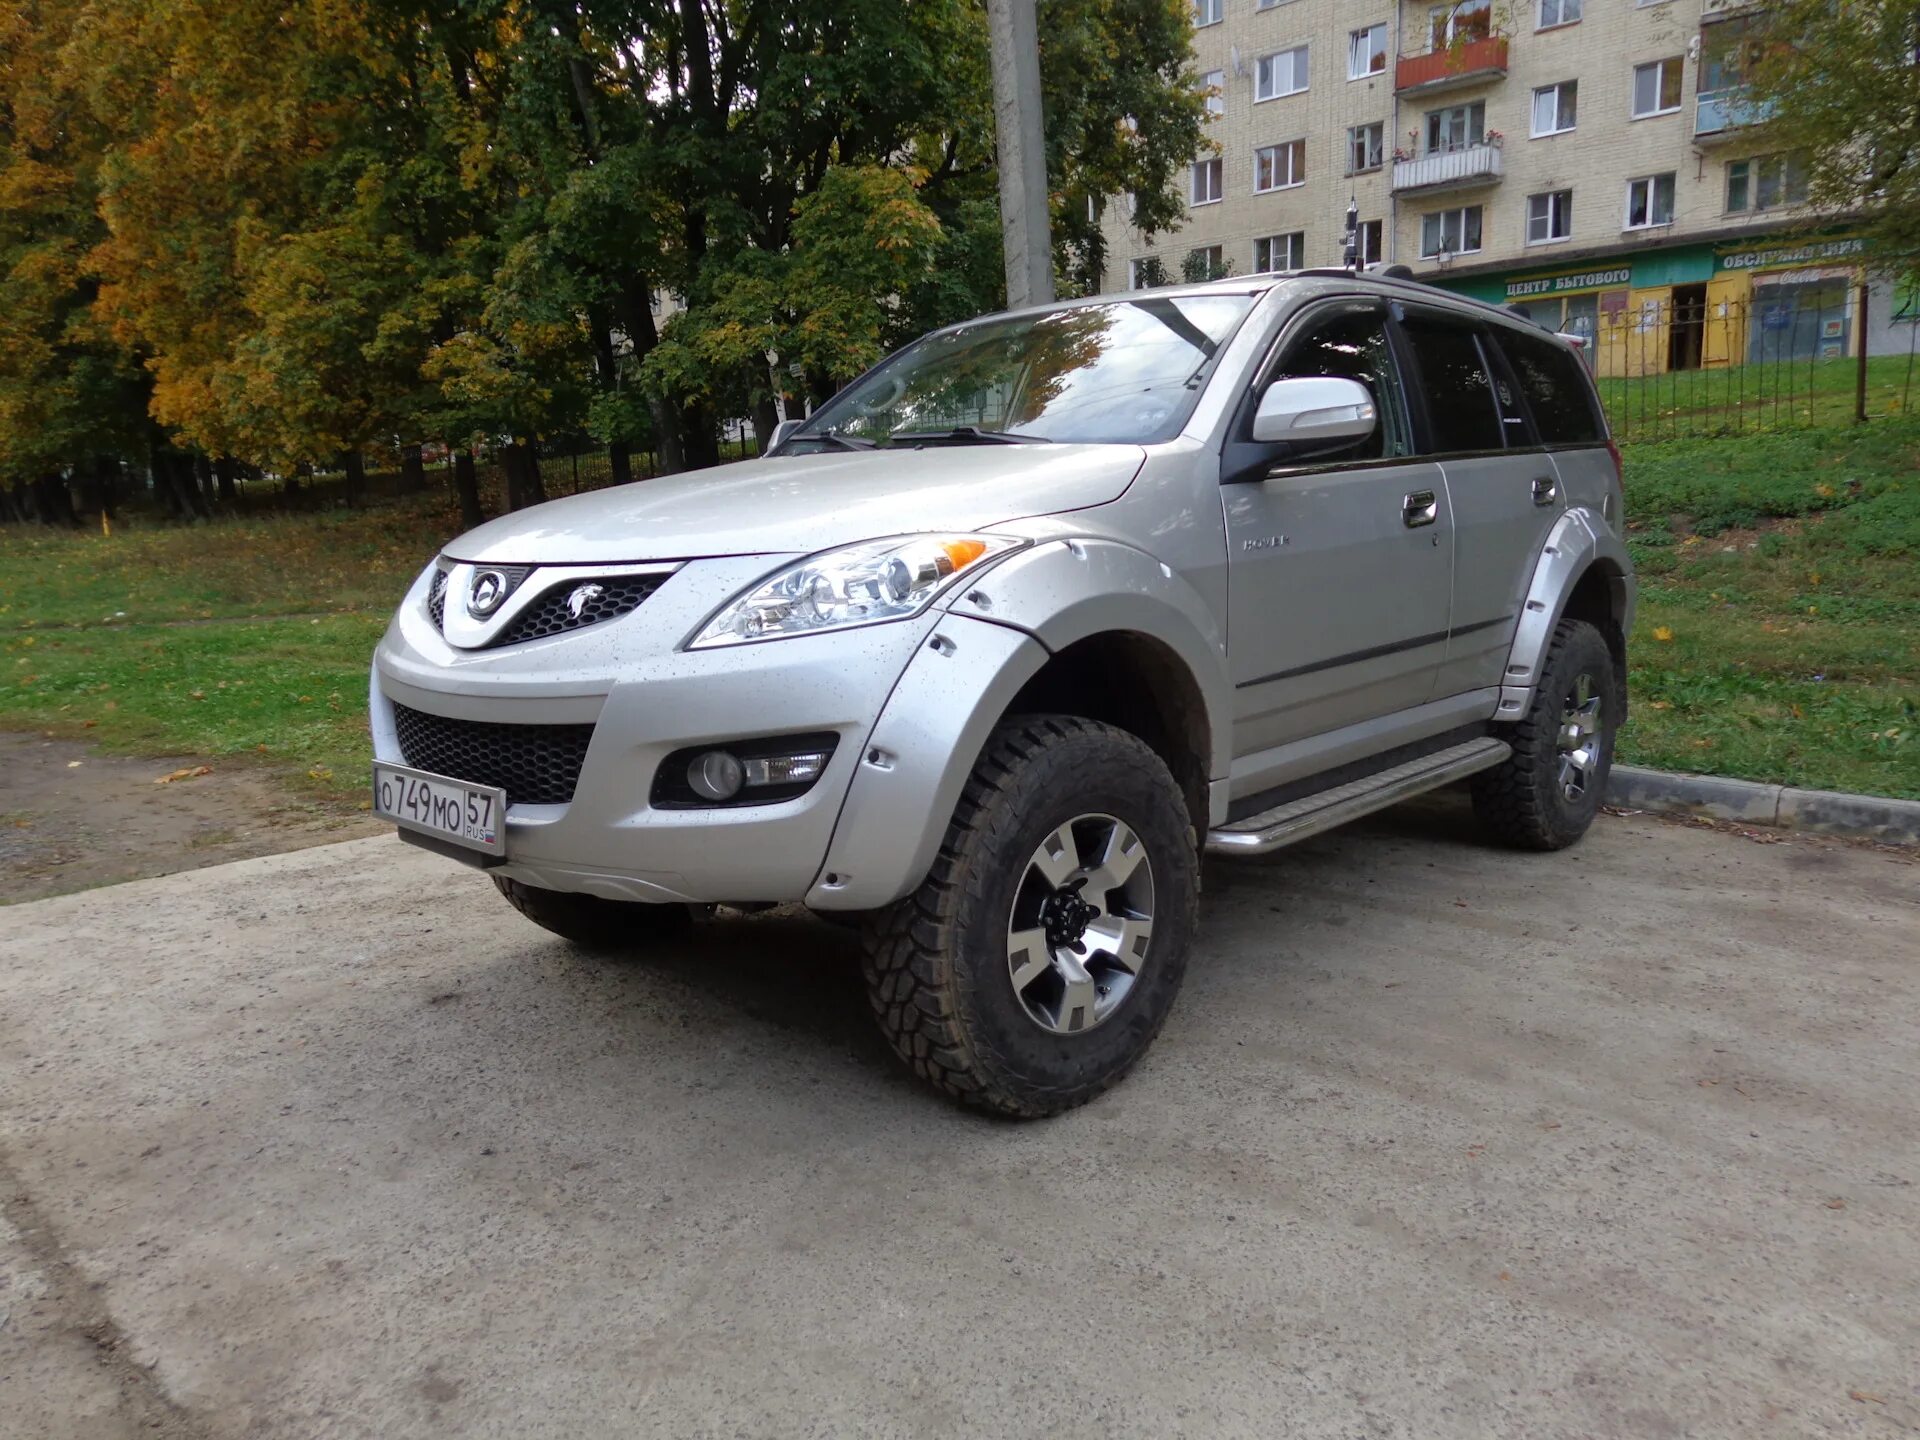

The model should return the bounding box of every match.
[860,715,1199,1119]
[493,876,693,952]
[1472,618,1621,851]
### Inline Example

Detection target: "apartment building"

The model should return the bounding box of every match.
[1101,0,1914,375]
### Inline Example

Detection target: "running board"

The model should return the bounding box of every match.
[1205,737,1511,857]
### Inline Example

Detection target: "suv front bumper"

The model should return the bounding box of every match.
[371,554,1045,908]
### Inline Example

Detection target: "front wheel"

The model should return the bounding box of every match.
[493,876,693,953]
[1472,618,1622,851]
[860,715,1199,1118]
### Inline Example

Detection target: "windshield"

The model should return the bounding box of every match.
[788,294,1257,449]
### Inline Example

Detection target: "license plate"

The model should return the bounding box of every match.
[372,762,506,856]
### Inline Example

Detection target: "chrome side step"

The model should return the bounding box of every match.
[1205,737,1511,857]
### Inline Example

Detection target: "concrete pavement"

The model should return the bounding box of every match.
[2,802,1916,1438]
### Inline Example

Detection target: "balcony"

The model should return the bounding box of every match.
[1392,141,1504,195]
[1695,88,1778,142]
[1394,36,1509,96]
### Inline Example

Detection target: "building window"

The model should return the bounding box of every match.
[1429,0,1492,48]
[1357,218,1384,266]
[1184,245,1228,282]
[1190,158,1222,206]
[1347,122,1385,174]
[1193,0,1222,27]
[1349,23,1388,79]
[1255,45,1310,101]
[1526,189,1573,243]
[1254,140,1307,192]
[1200,69,1225,118]
[1726,154,1809,213]
[1128,257,1165,289]
[1531,81,1577,136]
[1421,205,1483,257]
[1253,232,1306,273]
[1426,100,1486,153]
[1537,0,1580,27]
[1631,58,1684,118]
[1624,172,1675,229]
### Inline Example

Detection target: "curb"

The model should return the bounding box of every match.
[1605,765,1920,847]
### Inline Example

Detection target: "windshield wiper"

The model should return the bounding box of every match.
[794,427,878,451]
[886,426,1051,446]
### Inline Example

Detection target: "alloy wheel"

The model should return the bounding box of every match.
[1005,813,1156,1035]
[1556,672,1605,803]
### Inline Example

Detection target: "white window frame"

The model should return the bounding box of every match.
[1190,157,1223,206]
[1357,218,1384,267]
[1187,244,1225,279]
[1537,0,1581,28]
[1200,69,1225,118]
[1348,23,1388,80]
[1193,0,1222,27]
[1255,45,1310,102]
[1420,205,1483,258]
[1631,58,1684,119]
[1347,121,1385,175]
[1526,189,1573,244]
[1254,140,1307,193]
[1429,0,1492,48]
[1426,100,1485,154]
[1624,172,1676,230]
[1128,258,1154,290]
[1531,80,1576,137]
[1253,232,1306,273]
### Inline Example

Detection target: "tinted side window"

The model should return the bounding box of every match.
[1491,326,1604,444]
[1270,308,1410,460]
[1400,317,1503,454]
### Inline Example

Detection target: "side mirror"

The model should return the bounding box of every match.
[1251,376,1377,445]
[767,418,805,452]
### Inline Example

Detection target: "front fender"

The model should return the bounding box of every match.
[1500,507,1636,720]
[805,613,1047,910]
[945,538,1233,796]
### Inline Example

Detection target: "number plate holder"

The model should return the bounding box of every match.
[372,762,507,857]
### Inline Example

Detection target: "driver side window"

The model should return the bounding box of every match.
[1268,309,1411,461]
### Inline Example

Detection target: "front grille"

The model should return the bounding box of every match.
[427,568,449,628]
[491,575,664,646]
[392,703,594,806]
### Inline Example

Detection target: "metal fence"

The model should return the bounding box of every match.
[1516,288,1920,443]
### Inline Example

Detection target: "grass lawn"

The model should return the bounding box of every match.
[2,421,1915,809]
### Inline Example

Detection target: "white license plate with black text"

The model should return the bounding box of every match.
[373,762,506,856]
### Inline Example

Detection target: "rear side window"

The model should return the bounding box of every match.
[1491,326,1604,444]
[1399,317,1503,454]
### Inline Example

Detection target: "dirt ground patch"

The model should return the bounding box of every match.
[0,733,379,904]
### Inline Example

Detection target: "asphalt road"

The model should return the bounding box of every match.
[2,802,1916,1439]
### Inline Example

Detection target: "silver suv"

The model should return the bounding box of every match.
[372,272,1633,1117]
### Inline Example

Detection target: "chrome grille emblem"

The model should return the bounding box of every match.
[467,570,509,618]
[565,583,605,620]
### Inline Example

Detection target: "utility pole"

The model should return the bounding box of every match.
[987,0,1054,309]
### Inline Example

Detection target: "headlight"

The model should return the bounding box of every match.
[687,534,1025,648]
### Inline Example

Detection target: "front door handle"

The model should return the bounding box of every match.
[1403,489,1437,528]
[1532,476,1559,507]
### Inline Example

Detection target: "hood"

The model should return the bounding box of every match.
[441,444,1146,565]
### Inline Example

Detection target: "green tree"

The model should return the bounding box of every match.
[1747,2,1920,277]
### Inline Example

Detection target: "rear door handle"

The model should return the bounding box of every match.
[1532,476,1558,507]
[1403,490,1437,528]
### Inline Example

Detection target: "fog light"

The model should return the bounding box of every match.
[742,752,829,788]
[687,749,746,801]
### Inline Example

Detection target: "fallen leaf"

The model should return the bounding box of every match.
[154,766,213,785]
[189,690,205,700]
[1653,626,1674,643]
[1825,1197,1847,1211]
[65,760,81,769]
[1849,1390,1884,1404]
[1538,1122,1562,1131]
[83,719,97,729]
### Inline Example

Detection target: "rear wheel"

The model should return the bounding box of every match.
[1472,618,1621,851]
[860,715,1198,1118]
[493,876,693,952]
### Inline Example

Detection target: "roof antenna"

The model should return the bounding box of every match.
[1343,195,1360,274]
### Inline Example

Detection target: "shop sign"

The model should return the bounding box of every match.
[1505,266,1632,299]
[1717,237,1865,272]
